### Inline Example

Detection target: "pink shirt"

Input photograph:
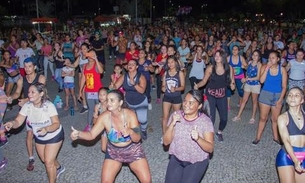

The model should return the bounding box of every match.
[167,110,214,163]
[41,45,52,56]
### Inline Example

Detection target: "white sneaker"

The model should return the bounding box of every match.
[148,103,152,110]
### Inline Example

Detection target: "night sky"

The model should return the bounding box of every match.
[0,0,242,16]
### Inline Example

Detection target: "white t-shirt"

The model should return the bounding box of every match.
[19,101,62,141]
[15,47,35,68]
[62,66,75,83]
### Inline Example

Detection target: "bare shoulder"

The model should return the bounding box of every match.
[278,112,288,125]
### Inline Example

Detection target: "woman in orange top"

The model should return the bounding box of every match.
[79,49,104,131]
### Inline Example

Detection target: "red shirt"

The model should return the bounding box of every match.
[84,62,103,92]
[125,49,139,62]
[155,54,168,76]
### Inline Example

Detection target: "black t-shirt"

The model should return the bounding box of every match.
[91,39,104,55]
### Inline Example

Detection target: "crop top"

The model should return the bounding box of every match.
[107,110,131,143]
[287,111,305,136]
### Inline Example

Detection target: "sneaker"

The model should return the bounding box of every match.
[58,88,63,93]
[252,139,260,146]
[232,116,241,122]
[79,107,88,114]
[0,158,8,172]
[56,165,66,179]
[216,133,223,142]
[27,159,35,171]
[0,138,8,148]
[83,124,91,132]
[156,98,161,104]
[148,103,152,110]
[141,130,147,140]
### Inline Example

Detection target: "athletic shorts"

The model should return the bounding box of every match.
[276,146,305,167]
[258,90,281,106]
[243,83,261,94]
[105,142,145,163]
[34,127,64,144]
[64,82,75,89]
[163,95,182,104]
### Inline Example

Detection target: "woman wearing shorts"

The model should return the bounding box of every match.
[276,87,305,183]
[232,50,262,123]
[253,51,287,145]
[4,83,65,182]
[161,56,185,135]
[71,90,151,183]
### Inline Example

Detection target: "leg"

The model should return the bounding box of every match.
[26,130,34,158]
[206,95,216,124]
[216,97,228,132]
[70,88,77,109]
[164,155,184,183]
[156,74,162,100]
[172,103,182,112]
[43,56,48,78]
[101,159,122,183]
[64,89,70,110]
[49,62,55,78]
[255,103,271,141]
[36,140,63,183]
[235,91,251,118]
[277,166,296,183]
[251,93,259,120]
[270,105,282,142]
[129,158,151,183]
[162,101,172,134]
[181,159,209,183]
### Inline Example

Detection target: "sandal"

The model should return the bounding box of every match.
[232,116,241,122]
[64,106,69,111]
[249,118,255,124]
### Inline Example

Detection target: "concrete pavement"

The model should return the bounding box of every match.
[0,57,279,183]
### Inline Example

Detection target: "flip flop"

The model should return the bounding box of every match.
[249,118,255,124]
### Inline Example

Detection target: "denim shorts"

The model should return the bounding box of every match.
[64,82,75,89]
[258,90,281,106]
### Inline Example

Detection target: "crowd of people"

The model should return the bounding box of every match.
[0,20,305,182]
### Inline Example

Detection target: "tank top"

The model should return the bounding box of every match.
[164,71,181,97]
[123,73,146,105]
[206,71,227,98]
[189,56,206,79]
[107,110,131,143]
[62,42,74,61]
[246,62,260,85]
[287,111,305,136]
[23,74,40,98]
[289,59,305,80]
[285,49,296,63]
[54,56,64,69]
[263,47,273,59]
[262,65,282,93]
[229,55,244,79]
[83,63,103,92]
[8,43,18,58]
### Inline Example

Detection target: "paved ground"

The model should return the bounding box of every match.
[0,56,280,183]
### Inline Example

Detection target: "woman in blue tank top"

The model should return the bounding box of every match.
[253,51,288,145]
[232,50,262,123]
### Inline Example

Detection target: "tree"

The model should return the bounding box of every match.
[28,1,55,17]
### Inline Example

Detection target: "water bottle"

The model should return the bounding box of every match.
[70,106,74,116]
[58,99,63,109]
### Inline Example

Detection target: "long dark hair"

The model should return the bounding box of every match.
[210,50,231,87]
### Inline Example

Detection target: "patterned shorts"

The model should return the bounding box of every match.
[105,142,145,163]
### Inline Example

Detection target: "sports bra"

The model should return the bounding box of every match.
[287,111,305,136]
[107,110,131,143]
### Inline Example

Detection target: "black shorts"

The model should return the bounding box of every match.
[163,95,182,104]
[34,128,64,144]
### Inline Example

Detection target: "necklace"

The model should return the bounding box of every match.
[290,110,302,120]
